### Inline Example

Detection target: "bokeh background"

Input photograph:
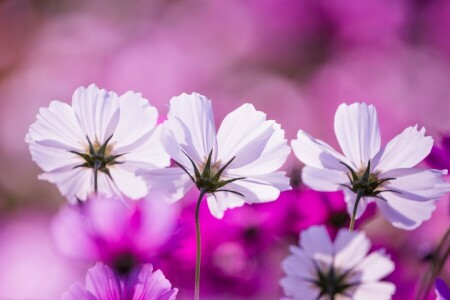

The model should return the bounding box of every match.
[1,0,450,299]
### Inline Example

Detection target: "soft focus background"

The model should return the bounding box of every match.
[1,0,450,299]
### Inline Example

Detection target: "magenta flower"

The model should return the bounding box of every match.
[284,189,376,237]
[51,194,178,269]
[436,278,450,300]
[426,136,450,170]
[62,262,177,300]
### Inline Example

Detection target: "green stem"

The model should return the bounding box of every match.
[349,190,364,232]
[195,189,207,300]
[93,159,101,194]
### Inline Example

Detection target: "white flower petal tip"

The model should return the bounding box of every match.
[293,102,450,230]
[141,93,290,218]
[27,85,170,203]
[281,225,395,300]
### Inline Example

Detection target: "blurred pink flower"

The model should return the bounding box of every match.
[284,189,376,238]
[315,0,407,48]
[426,136,450,170]
[63,262,177,300]
[52,194,178,271]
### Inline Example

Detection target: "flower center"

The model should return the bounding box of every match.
[340,160,396,199]
[70,135,124,192]
[315,267,352,299]
[176,149,245,196]
[70,135,124,176]
[328,211,350,228]
[112,252,137,276]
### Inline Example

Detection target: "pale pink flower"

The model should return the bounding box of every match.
[26,84,170,203]
[292,102,450,229]
[281,226,395,300]
[139,93,291,218]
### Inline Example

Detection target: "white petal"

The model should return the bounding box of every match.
[27,100,85,150]
[166,93,218,164]
[334,103,381,169]
[72,84,121,144]
[347,250,395,284]
[299,226,333,272]
[138,167,194,202]
[217,104,290,172]
[302,166,348,192]
[105,166,147,200]
[334,229,370,272]
[28,142,81,172]
[112,91,159,153]
[282,246,317,281]
[380,168,450,202]
[291,130,351,171]
[120,125,171,170]
[206,193,245,219]
[376,194,437,230]
[96,172,123,199]
[344,191,370,219]
[373,125,433,171]
[347,282,395,300]
[225,122,291,175]
[160,121,193,168]
[223,172,290,203]
[280,276,320,300]
[39,168,93,203]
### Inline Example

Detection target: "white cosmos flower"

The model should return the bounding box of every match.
[139,93,291,218]
[280,225,395,300]
[291,102,450,230]
[26,84,170,203]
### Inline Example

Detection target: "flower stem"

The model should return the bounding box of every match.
[195,189,207,300]
[416,225,450,300]
[349,189,364,232]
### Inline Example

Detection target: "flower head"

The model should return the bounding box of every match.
[436,278,450,300]
[280,226,395,300]
[51,194,178,268]
[292,102,450,230]
[426,135,450,170]
[62,263,177,300]
[26,84,170,203]
[139,93,291,218]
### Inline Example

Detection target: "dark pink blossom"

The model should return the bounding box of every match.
[62,263,177,300]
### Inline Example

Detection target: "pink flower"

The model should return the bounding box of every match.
[51,194,178,270]
[62,263,177,300]
[426,135,450,170]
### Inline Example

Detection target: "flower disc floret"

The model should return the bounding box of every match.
[177,149,245,196]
